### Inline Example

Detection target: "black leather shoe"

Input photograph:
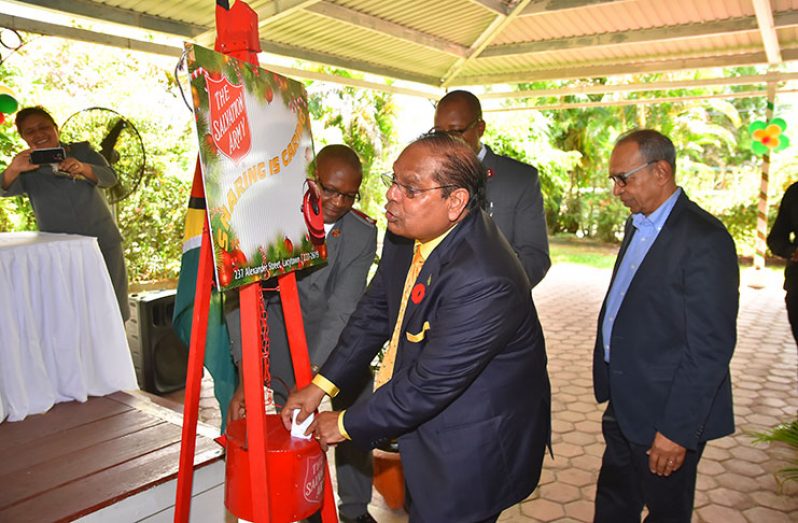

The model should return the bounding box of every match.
[341,513,377,523]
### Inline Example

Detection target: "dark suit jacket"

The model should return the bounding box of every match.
[767,181,798,293]
[593,191,738,451]
[321,210,551,522]
[482,145,550,288]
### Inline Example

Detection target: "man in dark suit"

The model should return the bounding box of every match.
[227,145,378,523]
[432,90,550,287]
[284,132,551,523]
[593,129,738,522]
[767,180,798,345]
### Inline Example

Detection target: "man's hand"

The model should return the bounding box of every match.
[647,431,686,477]
[310,411,346,451]
[226,382,246,426]
[281,383,326,431]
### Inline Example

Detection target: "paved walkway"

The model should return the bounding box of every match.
[193,263,798,522]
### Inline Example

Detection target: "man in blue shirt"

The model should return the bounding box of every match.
[593,130,739,523]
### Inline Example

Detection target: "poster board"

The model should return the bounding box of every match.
[185,43,325,291]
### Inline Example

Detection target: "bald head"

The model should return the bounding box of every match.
[433,90,486,153]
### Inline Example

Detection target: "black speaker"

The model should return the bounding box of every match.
[126,289,189,394]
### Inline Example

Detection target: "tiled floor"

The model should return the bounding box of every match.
[189,263,798,522]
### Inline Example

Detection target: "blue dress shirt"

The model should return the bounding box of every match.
[602,188,682,362]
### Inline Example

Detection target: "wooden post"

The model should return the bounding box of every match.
[754,81,777,274]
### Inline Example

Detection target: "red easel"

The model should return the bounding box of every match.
[174,2,337,522]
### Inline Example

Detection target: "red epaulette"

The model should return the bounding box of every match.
[351,208,376,226]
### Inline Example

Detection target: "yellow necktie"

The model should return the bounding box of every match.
[375,245,425,389]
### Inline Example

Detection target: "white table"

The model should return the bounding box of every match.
[0,232,137,422]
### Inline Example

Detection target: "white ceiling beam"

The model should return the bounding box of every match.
[483,89,798,112]
[0,12,181,56]
[305,3,469,58]
[752,0,782,64]
[521,0,630,16]
[12,0,207,36]
[260,39,442,86]
[455,48,798,85]
[483,10,798,58]
[440,0,533,86]
[483,16,760,57]
[463,0,507,15]
[262,63,443,99]
[479,72,798,99]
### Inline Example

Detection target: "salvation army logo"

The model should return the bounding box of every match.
[303,453,325,504]
[205,74,252,162]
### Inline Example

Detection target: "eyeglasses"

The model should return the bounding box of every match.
[428,118,481,136]
[608,161,657,187]
[317,180,360,203]
[381,173,456,199]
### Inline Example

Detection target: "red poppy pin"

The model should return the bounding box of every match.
[487,168,495,178]
[411,282,425,304]
[331,228,341,238]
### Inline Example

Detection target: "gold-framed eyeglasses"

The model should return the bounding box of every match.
[428,118,482,136]
[609,161,657,187]
[317,180,360,203]
[381,173,456,199]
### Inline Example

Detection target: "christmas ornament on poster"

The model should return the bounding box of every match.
[184,43,327,291]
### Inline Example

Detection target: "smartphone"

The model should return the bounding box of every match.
[30,147,66,165]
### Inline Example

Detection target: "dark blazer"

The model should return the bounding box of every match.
[321,210,551,522]
[767,181,798,293]
[593,191,738,451]
[482,145,550,287]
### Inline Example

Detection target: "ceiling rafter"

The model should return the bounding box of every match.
[441,0,533,86]
[483,88,798,112]
[520,0,629,17]
[260,38,442,86]
[305,2,469,58]
[479,72,798,99]
[10,0,207,37]
[0,12,180,56]
[454,48,798,86]
[464,0,507,15]
[753,0,782,64]
[481,11,798,58]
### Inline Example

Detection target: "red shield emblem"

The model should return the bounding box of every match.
[302,453,325,504]
[205,74,252,162]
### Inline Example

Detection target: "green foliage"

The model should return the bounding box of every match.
[754,418,798,489]
[307,67,397,229]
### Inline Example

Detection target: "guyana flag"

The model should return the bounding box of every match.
[172,159,238,429]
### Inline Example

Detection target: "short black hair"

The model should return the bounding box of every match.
[411,132,486,210]
[437,90,483,121]
[15,106,57,133]
[316,143,362,176]
[615,129,676,175]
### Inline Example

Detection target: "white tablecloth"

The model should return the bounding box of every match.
[0,232,137,422]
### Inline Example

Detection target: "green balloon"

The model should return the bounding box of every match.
[0,94,17,114]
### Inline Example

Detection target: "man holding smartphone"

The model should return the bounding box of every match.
[1,106,129,321]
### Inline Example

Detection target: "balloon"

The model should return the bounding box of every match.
[0,84,18,114]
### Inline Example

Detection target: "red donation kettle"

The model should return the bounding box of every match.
[224,415,325,522]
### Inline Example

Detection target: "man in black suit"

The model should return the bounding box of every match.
[284,132,551,523]
[432,90,550,287]
[227,145,378,523]
[593,129,739,522]
[767,180,798,345]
